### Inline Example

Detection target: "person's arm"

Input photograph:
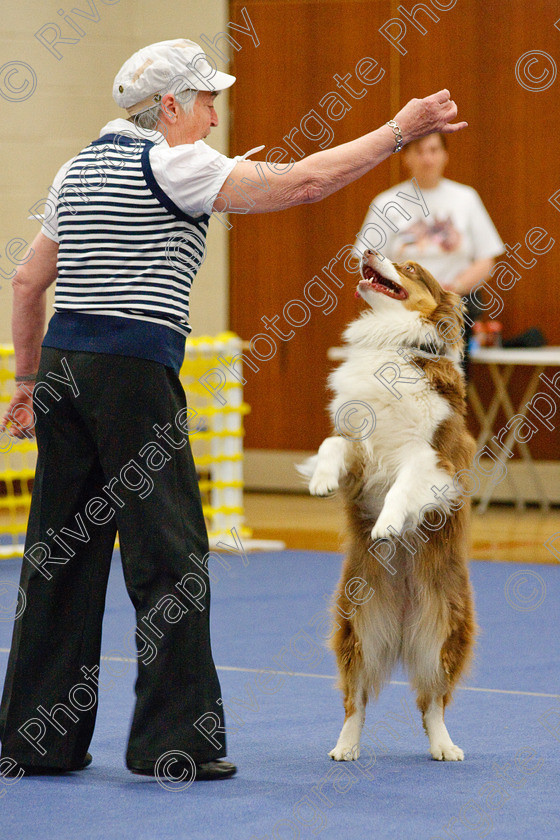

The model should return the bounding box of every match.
[2,232,59,438]
[214,89,467,214]
[448,257,496,296]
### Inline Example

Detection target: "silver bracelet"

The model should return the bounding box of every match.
[15,373,38,383]
[386,119,403,153]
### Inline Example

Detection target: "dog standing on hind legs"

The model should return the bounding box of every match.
[301,249,478,762]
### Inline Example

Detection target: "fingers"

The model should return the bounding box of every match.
[441,120,469,133]
[440,97,456,114]
[438,98,467,133]
[0,410,33,439]
[2,415,19,438]
[425,91,462,122]
[428,91,457,118]
[6,423,33,440]
[1,406,16,436]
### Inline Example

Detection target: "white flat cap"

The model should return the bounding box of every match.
[113,39,236,116]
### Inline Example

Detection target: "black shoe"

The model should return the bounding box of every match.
[1,753,92,777]
[128,758,237,781]
[195,760,237,780]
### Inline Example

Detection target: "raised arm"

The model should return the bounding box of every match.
[2,232,59,437]
[215,89,467,215]
[448,257,497,296]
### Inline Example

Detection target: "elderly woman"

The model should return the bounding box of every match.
[355,133,504,372]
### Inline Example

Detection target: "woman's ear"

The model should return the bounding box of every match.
[159,93,181,123]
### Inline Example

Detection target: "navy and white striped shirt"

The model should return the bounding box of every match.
[56,133,209,330]
[42,121,238,372]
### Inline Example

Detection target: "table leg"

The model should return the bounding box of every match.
[475,364,550,513]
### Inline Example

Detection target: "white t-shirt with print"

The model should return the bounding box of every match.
[354,178,504,289]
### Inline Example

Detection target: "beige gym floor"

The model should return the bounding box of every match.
[244,492,560,564]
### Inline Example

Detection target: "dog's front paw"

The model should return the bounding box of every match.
[328,743,360,761]
[370,522,390,542]
[309,469,339,496]
[430,743,464,762]
[370,508,405,542]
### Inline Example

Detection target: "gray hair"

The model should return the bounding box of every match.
[132,88,198,131]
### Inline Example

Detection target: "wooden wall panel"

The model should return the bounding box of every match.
[229,0,394,450]
[229,0,560,458]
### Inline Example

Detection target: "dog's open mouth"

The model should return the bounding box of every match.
[359,265,408,300]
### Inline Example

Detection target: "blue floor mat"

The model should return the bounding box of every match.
[0,551,558,840]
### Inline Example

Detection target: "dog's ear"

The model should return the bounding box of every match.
[429,291,465,353]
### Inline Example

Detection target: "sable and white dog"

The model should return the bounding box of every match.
[301,249,477,762]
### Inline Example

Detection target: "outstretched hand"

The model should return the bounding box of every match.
[394,89,468,145]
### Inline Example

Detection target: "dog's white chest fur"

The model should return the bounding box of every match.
[331,346,450,442]
[329,345,452,518]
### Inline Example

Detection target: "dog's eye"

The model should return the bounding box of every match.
[405,264,415,273]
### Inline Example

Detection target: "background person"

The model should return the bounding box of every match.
[0,39,466,779]
[354,133,504,374]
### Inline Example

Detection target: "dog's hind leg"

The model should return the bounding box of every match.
[328,622,367,761]
[417,693,464,762]
[420,597,476,760]
[406,648,465,760]
[328,601,398,761]
[328,555,403,761]
[328,684,367,761]
[408,592,475,761]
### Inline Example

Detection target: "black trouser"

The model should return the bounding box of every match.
[0,348,225,768]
